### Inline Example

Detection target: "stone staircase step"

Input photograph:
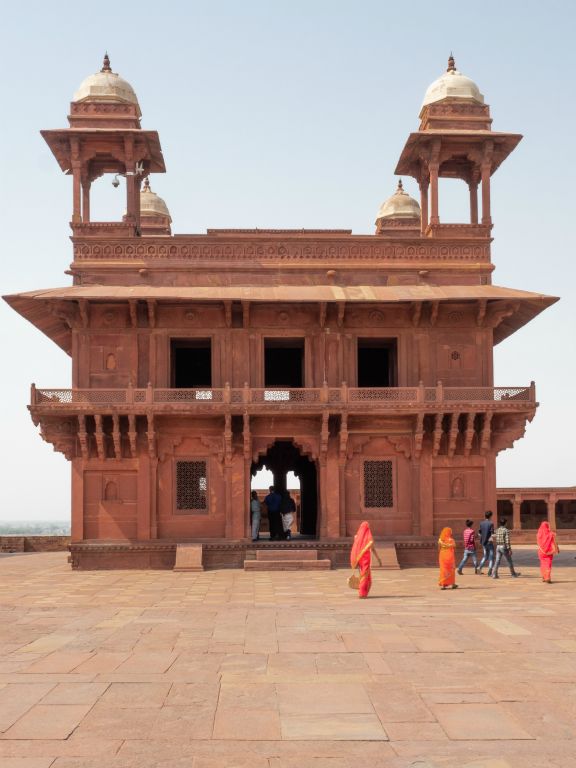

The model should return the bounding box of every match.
[173,543,204,571]
[255,549,318,561]
[244,559,331,571]
[372,541,400,570]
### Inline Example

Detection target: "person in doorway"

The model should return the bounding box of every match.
[438,527,458,590]
[280,490,296,540]
[350,521,382,598]
[264,486,282,540]
[537,520,559,583]
[477,510,495,576]
[492,518,521,579]
[250,490,261,542]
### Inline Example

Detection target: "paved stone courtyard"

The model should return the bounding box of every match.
[0,548,575,768]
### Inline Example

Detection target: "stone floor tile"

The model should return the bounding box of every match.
[280,713,388,741]
[382,721,448,741]
[2,704,92,740]
[430,703,533,740]
[218,682,278,709]
[40,683,109,706]
[0,683,55,732]
[366,683,436,723]
[277,682,374,714]
[0,759,56,767]
[212,708,281,739]
[98,681,170,708]
[22,653,94,674]
[164,682,219,707]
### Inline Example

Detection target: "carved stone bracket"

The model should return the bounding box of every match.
[112,414,122,459]
[129,300,138,328]
[480,411,493,455]
[432,412,444,458]
[94,414,105,459]
[411,302,422,328]
[429,301,439,327]
[339,413,348,461]
[243,413,251,460]
[447,412,460,458]
[414,412,424,458]
[146,412,156,457]
[128,414,137,458]
[78,414,89,459]
[147,299,156,329]
[463,411,476,457]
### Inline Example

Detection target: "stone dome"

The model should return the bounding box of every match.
[73,54,141,115]
[376,180,420,222]
[422,55,484,108]
[140,178,171,220]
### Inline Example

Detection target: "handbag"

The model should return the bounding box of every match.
[347,570,360,590]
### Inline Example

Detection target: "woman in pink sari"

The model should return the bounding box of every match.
[438,527,458,590]
[350,521,382,598]
[537,521,558,583]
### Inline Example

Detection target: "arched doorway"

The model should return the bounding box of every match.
[251,440,318,538]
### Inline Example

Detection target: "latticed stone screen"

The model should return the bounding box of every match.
[363,460,393,508]
[176,461,207,511]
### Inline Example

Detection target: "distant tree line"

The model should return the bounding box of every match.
[0,521,70,535]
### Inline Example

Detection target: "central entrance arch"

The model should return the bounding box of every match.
[251,440,318,537]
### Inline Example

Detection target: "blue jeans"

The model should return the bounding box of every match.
[457,549,478,572]
[492,545,517,577]
[478,542,495,573]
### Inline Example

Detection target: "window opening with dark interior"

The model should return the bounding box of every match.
[264,338,304,388]
[357,338,397,387]
[171,339,212,388]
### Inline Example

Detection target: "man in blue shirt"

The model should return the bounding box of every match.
[264,486,282,541]
[477,510,495,576]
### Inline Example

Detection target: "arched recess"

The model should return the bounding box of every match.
[251,439,318,537]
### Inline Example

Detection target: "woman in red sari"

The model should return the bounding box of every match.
[438,527,458,589]
[537,521,558,583]
[350,521,382,598]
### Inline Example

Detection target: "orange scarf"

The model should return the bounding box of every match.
[537,521,556,556]
[438,526,456,587]
[351,521,373,568]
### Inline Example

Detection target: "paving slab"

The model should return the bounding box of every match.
[0,550,575,763]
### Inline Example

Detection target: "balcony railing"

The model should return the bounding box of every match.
[30,383,536,411]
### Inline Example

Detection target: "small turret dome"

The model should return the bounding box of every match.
[422,55,484,108]
[72,54,141,116]
[376,180,420,222]
[140,178,171,220]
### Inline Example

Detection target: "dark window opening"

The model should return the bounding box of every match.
[264,339,304,388]
[556,500,576,529]
[357,339,397,387]
[171,339,212,388]
[520,499,547,530]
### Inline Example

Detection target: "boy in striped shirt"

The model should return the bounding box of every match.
[457,519,478,575]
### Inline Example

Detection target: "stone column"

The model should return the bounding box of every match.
[429,163,440,226]
[419,176,429,233]
[81,178,91,223]
[512,495,521,531]
[469,181,479,224]
[547,494,557,530]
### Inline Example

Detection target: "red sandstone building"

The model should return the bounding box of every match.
[4,55,560,568]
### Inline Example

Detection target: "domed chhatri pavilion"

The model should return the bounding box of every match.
[4,55,560,569]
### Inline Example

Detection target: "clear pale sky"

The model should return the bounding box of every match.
[1,0,574,521]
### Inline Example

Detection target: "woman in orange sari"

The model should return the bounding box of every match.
[350,521,382,598]
[537,521,558,583]
[438,527,458,589]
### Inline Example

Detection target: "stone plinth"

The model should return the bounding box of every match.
[173,543,204,571]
